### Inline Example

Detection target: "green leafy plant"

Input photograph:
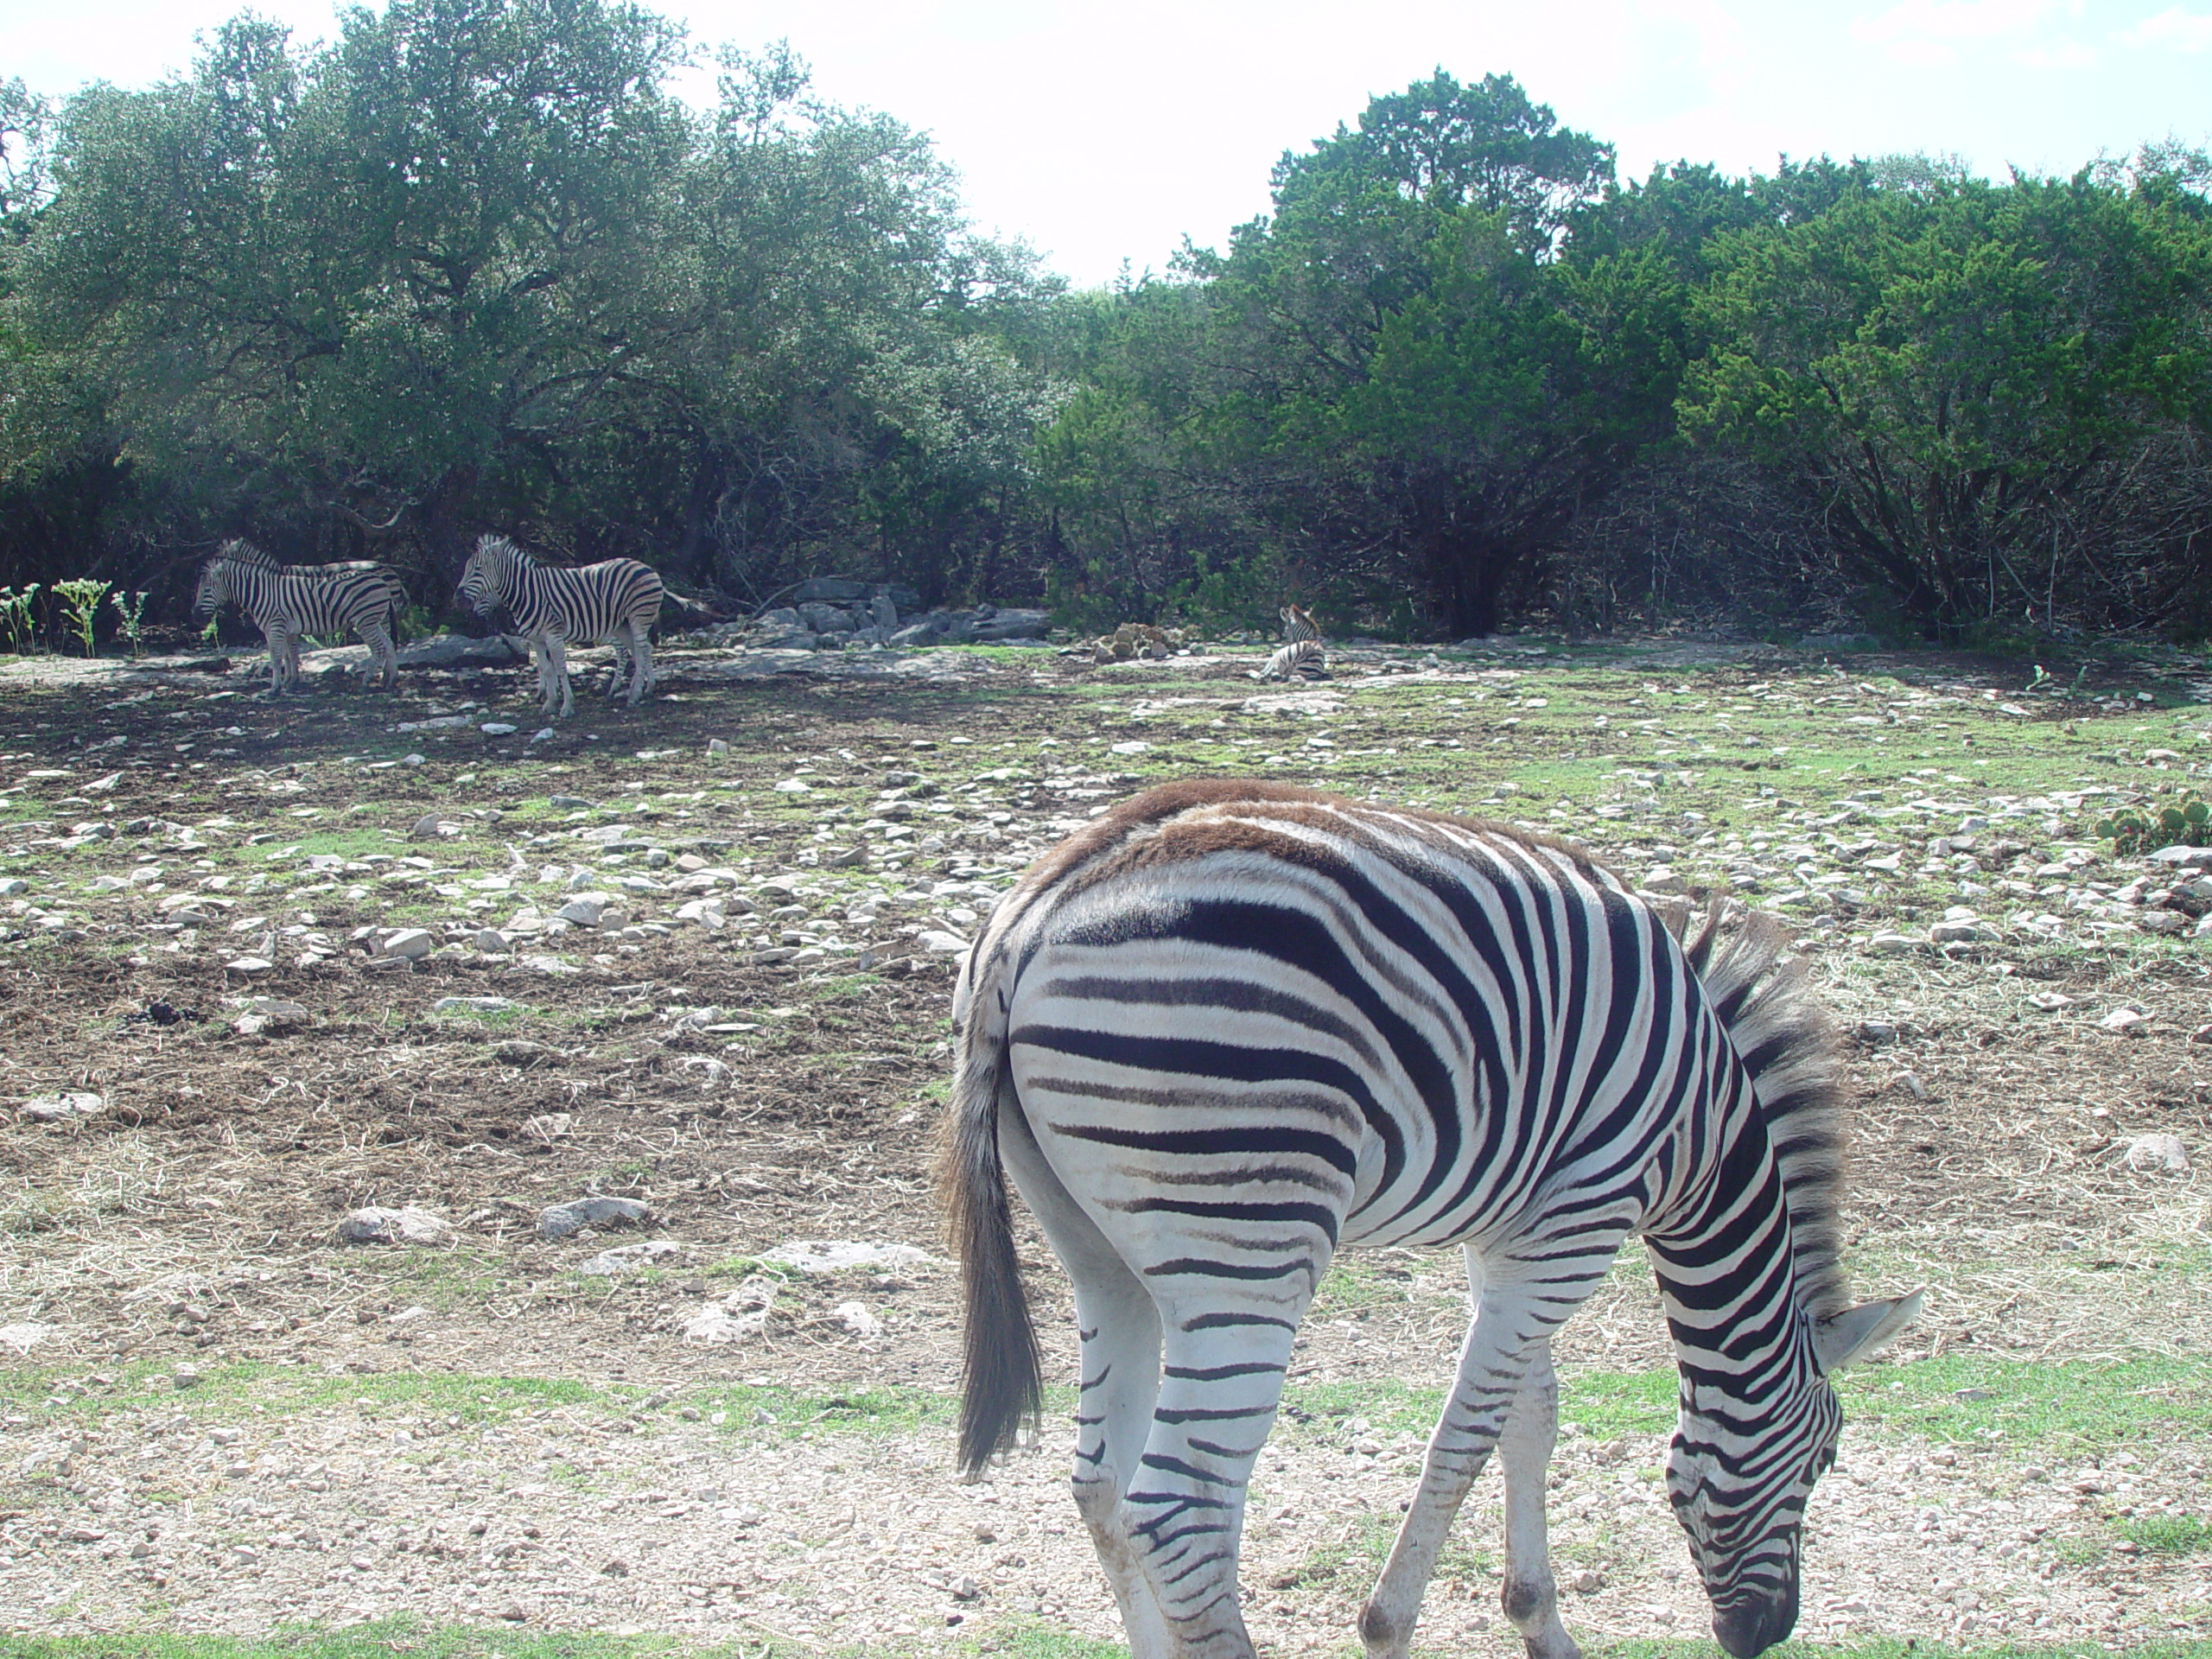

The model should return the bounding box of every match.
[52,577,111,657]
[108,590,149,659]
[0,584,39,654]
[2097,793,2212,855]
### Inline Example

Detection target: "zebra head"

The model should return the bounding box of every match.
[457,535,517,616]
[193,560,233,616]
[1668,1293,1922,1656]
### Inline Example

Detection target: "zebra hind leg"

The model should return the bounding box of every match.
[626,621,654,704]
[361,625,398,692]
[996,1105,1175,1658]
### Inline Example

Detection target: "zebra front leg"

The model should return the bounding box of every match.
[1499,1344,1579,1659]
[998,1102,1174,1658]
[541,637,575,719]
[1360,1255,1608,1659]
[262,624,291,696]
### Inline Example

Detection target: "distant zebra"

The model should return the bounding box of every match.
[944,781,1919,1659]
[1257,602,1328,681]
[194,540,404,695]
[455,535,662,718]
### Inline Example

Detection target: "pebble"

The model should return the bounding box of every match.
[224,957,276,974]
[576,1240,685,1275]
[1867,932,1929,955]
[373,928,435,961]
[916,930,969,954]
[537,1196,651,1240]
[474,928,512,952]
[2124,1134,2191,1173]
[432,995,517,1014]
[2098,1007,2149,1034]
[18,1091,104,1122]
[480,721,518,735]
[338,1205,458,1247]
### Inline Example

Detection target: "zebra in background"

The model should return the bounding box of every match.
[1256,602,1328,681]
[455,535,663,718]
[944,781,1919,1659]
[194,539,404,695]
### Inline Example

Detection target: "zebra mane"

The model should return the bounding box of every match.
[474,534,531,563]
[1669,900,1852,1322]
[217,537,275,567]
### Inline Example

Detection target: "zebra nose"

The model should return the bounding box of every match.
[1711,1594,1796,1658]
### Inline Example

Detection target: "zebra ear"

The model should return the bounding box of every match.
[1812,1290,1923,1373]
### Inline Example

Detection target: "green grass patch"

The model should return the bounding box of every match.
[2119,1513,2212,1556]
[1599,1643,2212,1659]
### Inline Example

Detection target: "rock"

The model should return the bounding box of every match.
[171,1366,201,1389]
[1867,932,1928,955]
[760,1240,936,1274]
[1929,918,1997,944]
[2146,845,2212,868]
[19,1091,103,1122]
[224,957,276,974]
[231,997,309,1035]
[2124,1134,2190,1173]
[707,738,730,757]
[871,594,899,632]
[433,995,517,1014]
[888,620,940,648]
[773,777,812,793]
[394,633,528,669]
[338,1205,457,1247]
[917,930,969,954]
[409,814,453,839]
[576,1239,685,1274]
[480,721,518,736]
[474,929,512,953]
[550,795,594,810]
[1856,1020,1897,1045]
[684,1302,772,1344]
[373,929,435,961]
[556,896,608,927]
[2029,991,2075,1010]
[537,1196,651,1240]
[835,1300,881,1338]
[970,608,1050,641]
[1569,1567,1605,1594]
[2139,909,2190,935]
[2100,1007,2150,1034]
[0,1322,57,1355]
[1642,866,1686,894]
[0,877,26,896]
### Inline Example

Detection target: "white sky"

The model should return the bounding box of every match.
[8,0,2211,287]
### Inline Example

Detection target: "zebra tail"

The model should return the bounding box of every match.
[939,941,1042,1477]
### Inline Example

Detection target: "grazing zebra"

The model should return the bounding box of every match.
[194,540,404,694]
[1257,603,1328,681]
[454,535,662,718]
[944,781,1918,1659]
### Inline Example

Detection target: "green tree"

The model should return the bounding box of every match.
[1682,175,2212,635]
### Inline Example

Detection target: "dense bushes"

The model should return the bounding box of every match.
[2,13,2208,645]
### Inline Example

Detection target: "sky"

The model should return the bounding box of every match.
[6,0,2211,286]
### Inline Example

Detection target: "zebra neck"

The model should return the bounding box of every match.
[1640,1090,1821,1397]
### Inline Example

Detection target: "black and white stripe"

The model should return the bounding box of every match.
[944,782,1918,1659]
[455,535,662,718]
[1257,604,1328,681]
[194,539,404,694]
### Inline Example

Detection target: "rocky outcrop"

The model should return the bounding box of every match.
[684,582,1051,652]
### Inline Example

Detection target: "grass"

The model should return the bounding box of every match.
[2119,1514,2212,1556]
[1274,1351,2212,1455]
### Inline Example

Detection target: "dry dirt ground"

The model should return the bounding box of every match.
[2,637,2209,1656]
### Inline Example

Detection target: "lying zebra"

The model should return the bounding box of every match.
[194,540,404,695]
[1256,602,1329,681]
[456,535,663,718]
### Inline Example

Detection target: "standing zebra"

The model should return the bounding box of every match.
[944,781,1918,1659]
[1258,603,1328,682]
[455,535,662,718]
[194,540,404,694]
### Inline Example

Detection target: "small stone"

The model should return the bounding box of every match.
[172,1366,201,1389]
[1855,1020,1897,1045]
[480,721,518,736]
[1570,1567,1605,1595]
[2029,991,2075,1011]
[1867,932,1927,955]
[409,814,449,839]
[773,778,812,792]
[2124,1134,2190,1173]
[374,929,435,961]
[338,1205,457,1247]
[432,995,516,1014]
[576,1240,685,1275]
[1893,1071,1927,1099]
[537,1196,650,1240]
[601,1558,629,1577]
[474,929,512,953]
[2139,909,2189,935]
[224,957,276,974]
[19,1091,103,1122]
[2099,1008,2150,1034]
[917,930,969,955]
[556,896,607,927]
[707,739,730,757]
[1641,866,1686,894]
